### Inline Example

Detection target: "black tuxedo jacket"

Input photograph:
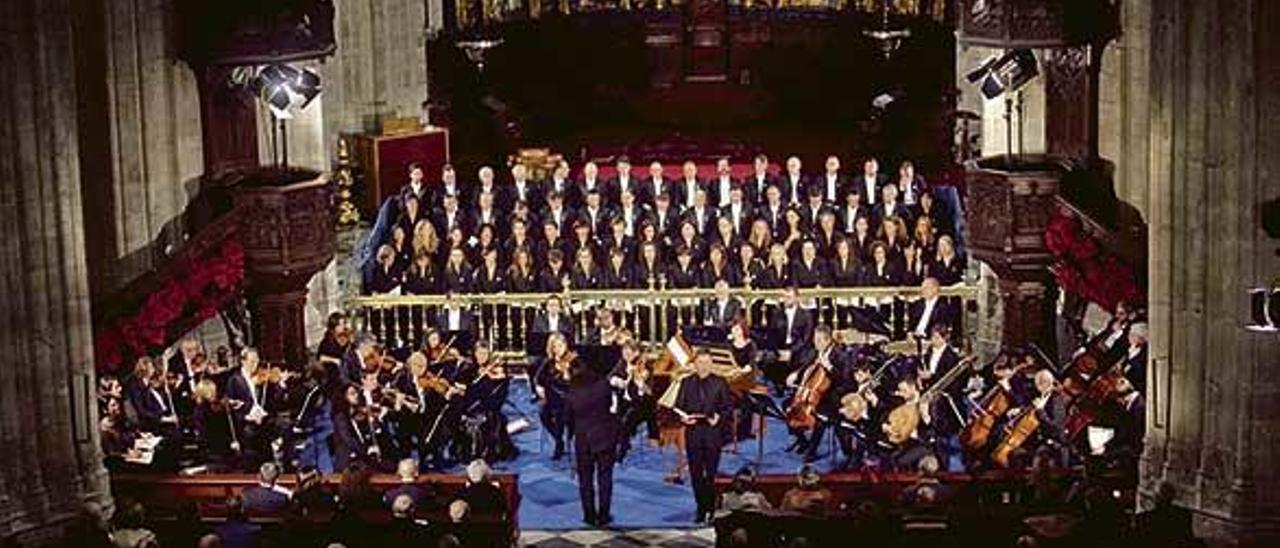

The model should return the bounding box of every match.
[779,174,808,206]
[907,297,957,337]
[703,297,744,327]
[810,174,849,203]
[771,306,815,354]
[566,375,620,452]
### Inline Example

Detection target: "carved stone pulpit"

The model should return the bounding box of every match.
[965,155,1064,354]
[233,171,335,365]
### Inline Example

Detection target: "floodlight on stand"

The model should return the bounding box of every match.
[293,68,322,109]
[1246,284,1280,332]
[262,84,295,119]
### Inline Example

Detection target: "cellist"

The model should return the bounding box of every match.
[993,369,1068,468]
[784,325,849,463]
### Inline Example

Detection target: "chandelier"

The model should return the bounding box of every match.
[863,0,912,59]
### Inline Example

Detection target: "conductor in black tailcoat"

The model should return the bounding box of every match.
[565,360,620,527]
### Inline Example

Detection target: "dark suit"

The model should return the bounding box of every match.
[780,174,807,206]
[707,176,738,207]
[215,518,262,548]
[907,296,957,338]
[683,206,718,236]
[673,178,706,210]
[674,374,733,521]
[638,177,671,207]
[242,485,290,516]
[854,174,888,205]
[703,297,744,328]
[510,180,542,209]
[744,174,777,206]
[565,373,620,522]
[811,173,848,204]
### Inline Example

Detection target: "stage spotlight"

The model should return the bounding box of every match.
[969,48,1039,100]
[293,67,322,108]
[251,63,322,119]
[1246,285,1279,333]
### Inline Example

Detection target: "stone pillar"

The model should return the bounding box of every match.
[0,0,111,540]
[1134,0,1280,545]
[75,0,206,297]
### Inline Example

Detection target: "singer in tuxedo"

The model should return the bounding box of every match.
[674,352,733,524]
[564,360,620,527]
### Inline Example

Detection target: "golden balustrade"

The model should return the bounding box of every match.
[346,283,978,359]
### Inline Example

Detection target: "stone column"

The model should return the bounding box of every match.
[1135,0,1280,545]
[0,0,111,539]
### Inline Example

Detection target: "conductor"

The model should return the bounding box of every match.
[565,358,620,527]
[674,352,733,524]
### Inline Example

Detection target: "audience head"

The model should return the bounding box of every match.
[259,461,281,486]
[391,494,415,519]
[198,534,222,548]
[448,499,471,523]
[397,458,419,482]
[917,454,941,477]
[466,459,491,484]
[798,464,820,488]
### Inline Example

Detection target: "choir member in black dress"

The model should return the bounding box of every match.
[912,216,938,260]
[673,352,733,524]
[504,218,535,266]
[860,242,901,286]
[711,216,742,257]
[830,237,861,328]
[440,246,473,294]
[929,235,965,286]
[812,210,841,258]
[471,248,506,293]
[403,252,438,295]
[633,241,664,287]
[879,216,909,263]
[901,243,927,287]
[700,244,737,288]
[672,221,707,263]
[369,245,403,294]
[538,249,570,293]
[505,248,538,293]
[667,246,702,289]
[746,218,774,256]
[914,190,953,238]
[535,333,575,459]
[389,224,414,272]
[565,358,620,527]
[755,244,792,290]
[849,215,875,265]
[779,208,807,258]
[602,248,637,289]
[569,247,602,290]
[735,243,764,288]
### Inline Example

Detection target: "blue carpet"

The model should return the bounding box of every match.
[463,378,838,530]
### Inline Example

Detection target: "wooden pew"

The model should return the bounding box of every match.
[112,472,521,541]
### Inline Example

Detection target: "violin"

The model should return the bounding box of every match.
[426,335,462,364]
[252,365,296,385]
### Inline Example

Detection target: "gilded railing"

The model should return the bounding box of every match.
[346,284,978,358]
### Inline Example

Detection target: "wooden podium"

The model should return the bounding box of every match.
[351,127,450,215]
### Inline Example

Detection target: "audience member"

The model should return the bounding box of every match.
[241,462,291,516]
[213,495,261,548]
[458,459,507,519]
[110,499,157,548]
[779,465,832,516]
[383,458,437,511]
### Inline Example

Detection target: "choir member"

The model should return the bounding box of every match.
[929,234,964,286]
[815,155,847,204]
[856,157,887,206]
[781,156,806,206]
[369,245,403,294]
[505,248,538,293]
[745,154,775,206]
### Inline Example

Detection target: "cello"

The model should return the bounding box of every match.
[785,348,833,431]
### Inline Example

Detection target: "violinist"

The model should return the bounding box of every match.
[318,312,352,366]
[610,340,656,462]
[288,363,334,473]
[395,351,446,469]
[189,378,235,465]
[535,332,576,460]
[461,341,516,462]
[224,348,286,466]
[332,383,387,472]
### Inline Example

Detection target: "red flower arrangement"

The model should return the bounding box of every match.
[1045,210,1142,311]
[93,239,246,372]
